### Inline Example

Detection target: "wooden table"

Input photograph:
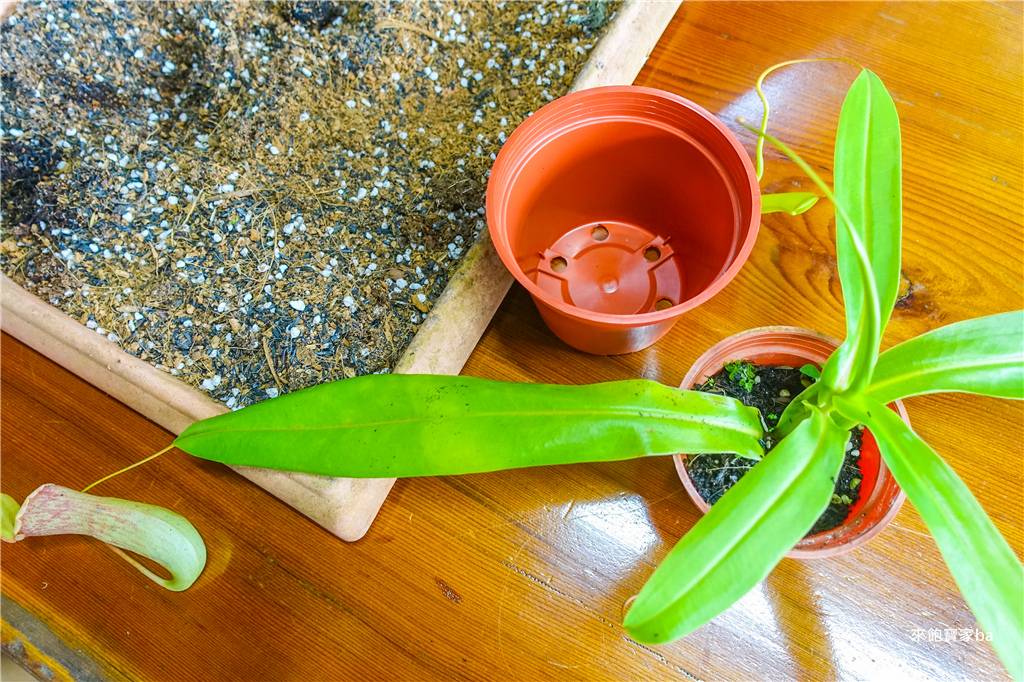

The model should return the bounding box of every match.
[2,2,1021,680]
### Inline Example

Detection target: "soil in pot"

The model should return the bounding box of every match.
[685,361,865,537]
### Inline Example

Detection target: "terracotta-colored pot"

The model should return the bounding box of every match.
[674,326,909,559]
[486,86,760,355]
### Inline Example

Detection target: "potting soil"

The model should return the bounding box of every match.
[0,0,617,408]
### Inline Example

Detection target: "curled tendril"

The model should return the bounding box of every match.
[753,57,863,180]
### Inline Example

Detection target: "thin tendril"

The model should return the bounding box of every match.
[754,57,864,180]
[82,445,173,493]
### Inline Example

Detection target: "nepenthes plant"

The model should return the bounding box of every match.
[3,63,1021,679]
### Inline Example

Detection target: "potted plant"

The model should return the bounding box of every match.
[617,68,1023,680]
[673,326,911,558]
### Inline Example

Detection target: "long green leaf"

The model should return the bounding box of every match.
[175,375,763,477]
[834,395,1024,681]
[818,70,896,395]
[2,485,206,592]
[867,312,1024,404]
[738,113,879,397]
[835,70,903,341]
[623,406,847,643]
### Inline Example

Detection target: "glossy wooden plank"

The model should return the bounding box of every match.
[2,2,1021,681]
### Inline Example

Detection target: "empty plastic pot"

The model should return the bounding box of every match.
[486,86,760,355]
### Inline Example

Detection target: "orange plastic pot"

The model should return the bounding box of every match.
[674,327,909,559]
[486,86,760,355]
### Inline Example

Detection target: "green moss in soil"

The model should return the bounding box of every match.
[687,363,865,538]
[0,1,619,410]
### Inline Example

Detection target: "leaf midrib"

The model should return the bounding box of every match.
[869,356,1019,394]
[177,407,760,439]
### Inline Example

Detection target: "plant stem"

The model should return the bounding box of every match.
[82,445,173,493]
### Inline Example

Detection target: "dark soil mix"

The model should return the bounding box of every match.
[0,0,618,409]
[686,362,865,537]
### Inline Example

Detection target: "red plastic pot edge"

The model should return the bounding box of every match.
[485,85,761,330]
[673,326,909,560]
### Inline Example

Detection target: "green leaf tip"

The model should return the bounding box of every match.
[799,364,822,380]
[623,406,846,644]
[761,192,819,216]
[2,485,207,592]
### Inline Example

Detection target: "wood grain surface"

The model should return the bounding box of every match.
[2,2,1022,681]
